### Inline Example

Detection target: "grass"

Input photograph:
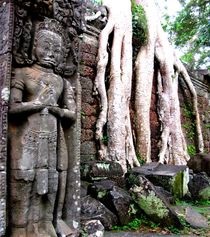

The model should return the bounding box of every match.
[111,200,210,236]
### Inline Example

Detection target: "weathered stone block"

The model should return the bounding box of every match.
[82,115,97,129]
[80,52,96,67]
[80,76,94,91]
[81,141,97,156]
[81,161,124,181]
[187,153,210,176]
[129,175,181,227]
[188,172,210,200]
[81,154,96,163]
[81,219,104,237]
[82,89,97,104]
[80,65,95,79]
[179,207,209,229]
[130,163,189,198]
[81,129,94,142]
[81,196,118,230]
[82,103,97,116]
[80,34,98,55]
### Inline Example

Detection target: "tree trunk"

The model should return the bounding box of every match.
[135,0,203,164]
[95,0,203,171]
[94,0,139,172]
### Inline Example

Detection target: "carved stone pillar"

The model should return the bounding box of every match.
[0,0,14,236]
[0,0,84,236]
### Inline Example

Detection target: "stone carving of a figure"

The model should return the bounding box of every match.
[8,19,76,237]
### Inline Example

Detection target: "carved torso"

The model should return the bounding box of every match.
[10,65,65,170]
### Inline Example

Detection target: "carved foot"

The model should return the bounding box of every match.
[56,219,78,237]
[39,221,57,237]
[26,221,56,237]
[11,227,27,237]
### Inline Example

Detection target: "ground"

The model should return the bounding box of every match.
[105,200,210,237]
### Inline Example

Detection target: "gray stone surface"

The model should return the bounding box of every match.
[131,163,189,198]
[128,175,181,227]
[185,207,209,228]
[81,161,124,181]
[81,196,118,230]
[81,219,104,237]
[188,172,210,200]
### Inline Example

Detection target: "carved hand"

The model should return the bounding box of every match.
[48,106,76,121]
[9,101,45,114]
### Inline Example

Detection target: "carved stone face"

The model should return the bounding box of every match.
[35,30,63,68]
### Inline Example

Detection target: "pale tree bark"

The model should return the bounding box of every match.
[134,0,158,163]
[135,0,203,164]
[94,0,203,170]
[94,0,140,172]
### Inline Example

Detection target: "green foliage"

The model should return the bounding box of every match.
[182,103,197,155]
[112,213,160,231]
[102,135,108,145]
[167,226,181,234]
[91,0,102,5]
[112,218,142,231]
[131,0,148,45]
[165,0,210,69]
[136,153,145,165]
[136,191,169,219]
[204,123,210,129]
[187,144,196,156]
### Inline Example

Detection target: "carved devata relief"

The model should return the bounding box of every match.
[7,1,84,236]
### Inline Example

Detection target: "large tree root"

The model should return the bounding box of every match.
[135,0,203,164]
[95,0,139,172]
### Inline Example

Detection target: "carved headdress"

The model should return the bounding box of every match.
[33,18,70,74]
[35,18,66,42]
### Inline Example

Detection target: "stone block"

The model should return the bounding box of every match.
[129,175,181,227]
[81,129,94,142]
[81,141,97,156]
[80,65,95,79]
[81,34,98,55]
[81,219,104,237]
[81,161,124,181]
[81,115,97,129]
[82,89,97,105]
[80,52,96,67]
[188,172,210,200]
[81,154,96,163]
[130,162,189,198]
[81,196,118,230]
[80,76,94,91]
[82,103,97,116]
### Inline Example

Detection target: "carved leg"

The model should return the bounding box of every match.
[9,170,34,237]
[55,171,77,236]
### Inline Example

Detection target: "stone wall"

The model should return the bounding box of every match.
[79,32,99,162]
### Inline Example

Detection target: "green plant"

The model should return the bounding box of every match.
[131,0,148,45]
[167,226,181,234]
[187,144,196,156]
[112,218,142,231]
[91,0,102,5]
[204,123,210,129]
[136,153,145,165]
[102,135,108,145]
[81,111,86,118]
